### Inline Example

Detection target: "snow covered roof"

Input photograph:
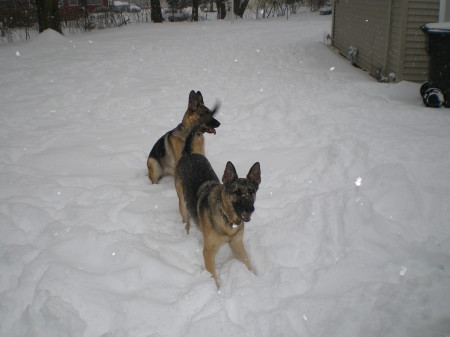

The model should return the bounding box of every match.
[113,1,129,7]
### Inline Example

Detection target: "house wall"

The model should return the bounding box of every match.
[440,0,450,21]
[386,0,405,81]
[61,0,109,10]
[402,0,440,82]
[332,0,392,79]
[332,0,440,82]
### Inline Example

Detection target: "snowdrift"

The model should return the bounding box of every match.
[1,13,450,337]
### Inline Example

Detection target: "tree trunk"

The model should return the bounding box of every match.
[234,0,249,18]
[215,0,226,19]
[192,0,199,21]
[150,0,164,22]
[35,0,62,34]
[80,0,90,31]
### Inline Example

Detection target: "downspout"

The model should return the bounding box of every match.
[439,0,448,22]
[331,0,337,47]
[384,0,395,81]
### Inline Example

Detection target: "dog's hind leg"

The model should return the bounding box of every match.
[147,157,162,184]
[175,177,190,234]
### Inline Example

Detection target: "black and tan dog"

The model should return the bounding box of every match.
[175,129,261,288]
[147,90,220,184]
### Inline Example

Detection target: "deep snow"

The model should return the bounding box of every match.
[1,12,450,337]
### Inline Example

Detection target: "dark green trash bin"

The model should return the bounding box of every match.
[420,22,450,108]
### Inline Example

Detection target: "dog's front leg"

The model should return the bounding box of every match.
[202,231,221,288]
[229,229,254,273]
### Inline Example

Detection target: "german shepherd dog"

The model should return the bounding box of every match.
[147,90,220,184]
[175,129,261,288]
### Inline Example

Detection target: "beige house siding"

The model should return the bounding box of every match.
[403,0,440,82]
[387,0,406,80]
[332,0,391,78]
[332,0,440,82]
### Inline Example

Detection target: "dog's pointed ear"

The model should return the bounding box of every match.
[247,162,261,187]
[196,91,204,105]
[188,90,200,111]
[222,161,238,184]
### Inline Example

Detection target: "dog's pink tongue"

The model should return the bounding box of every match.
[207,127,216,135]
[241,213,252,222]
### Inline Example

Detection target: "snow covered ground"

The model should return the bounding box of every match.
[1,12,450,337]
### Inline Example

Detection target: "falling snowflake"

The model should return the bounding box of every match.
[400,266,407,276]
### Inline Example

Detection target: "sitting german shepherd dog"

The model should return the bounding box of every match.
[147,90,220,184]
[175,128,261,288]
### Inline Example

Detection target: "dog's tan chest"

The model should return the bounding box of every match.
[216,219,244,239]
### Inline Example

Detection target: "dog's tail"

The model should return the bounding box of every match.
[210,102,221,117]
[182,101,221,156]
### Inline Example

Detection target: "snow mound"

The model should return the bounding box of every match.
[20,29,71,59]
[36,29,66,42]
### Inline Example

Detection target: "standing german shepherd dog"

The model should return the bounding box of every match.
[147,90,220,184]
[175,129,261,288]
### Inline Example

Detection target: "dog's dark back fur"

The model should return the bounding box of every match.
[149,132,168,159]
[176,128,216,222]
[176,153,219,222]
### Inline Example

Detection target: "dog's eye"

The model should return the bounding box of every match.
[234,189,242,196]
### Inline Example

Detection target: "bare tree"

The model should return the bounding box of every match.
[215,0,226,19]
[309,0,324,11]
[151,0,164,22]
[1,0,36,41]
[79,0,94,31]
[35,0,62,33]
[234,0,249,17]
[192,0,199,20]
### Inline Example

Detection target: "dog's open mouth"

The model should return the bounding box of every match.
[240,213,252,222]
[202,125,217,134]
